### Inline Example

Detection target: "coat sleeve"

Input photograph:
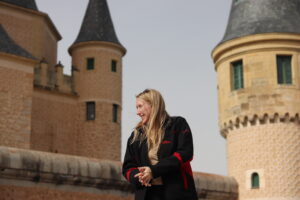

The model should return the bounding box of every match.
[122,133,143,189]
[150,117,194,178]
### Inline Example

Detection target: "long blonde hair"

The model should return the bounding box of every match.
[132,89,169,150]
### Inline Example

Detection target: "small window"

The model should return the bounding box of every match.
[277,55,292,84]
[86,102,95,120]
[111,60,117,72]
[231,60,244,90]
[113,104,118,123]
[87,58,94,70]
[251,172,260,189]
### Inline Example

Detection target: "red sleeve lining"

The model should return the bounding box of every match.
[126,167,138,181]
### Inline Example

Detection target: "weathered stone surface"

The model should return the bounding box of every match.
[0,146,238,199]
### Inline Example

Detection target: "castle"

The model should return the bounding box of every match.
[0,0,237,199]
[1,0,298,199]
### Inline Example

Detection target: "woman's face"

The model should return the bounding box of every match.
[136,98,152,124]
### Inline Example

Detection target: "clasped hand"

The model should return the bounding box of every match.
[134,166,153,187]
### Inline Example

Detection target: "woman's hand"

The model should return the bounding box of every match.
[134,166,153,187]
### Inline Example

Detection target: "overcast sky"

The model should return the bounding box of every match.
[36,0,232,176]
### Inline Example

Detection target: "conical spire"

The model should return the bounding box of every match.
[0,24,35,59]
[73,0,122,46]
[221,0,300,43]
[0,0,38,11]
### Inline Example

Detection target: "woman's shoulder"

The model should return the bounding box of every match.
[167,116,188,127]
[169,116,187,122]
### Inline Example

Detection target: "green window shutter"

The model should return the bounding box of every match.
[277,55,292,84]
[232,60,244,90]
[112,104,118,123]
[251,173,260,189]
[111,60,117,72]
[86,102,95,120]
[87,58,95,70]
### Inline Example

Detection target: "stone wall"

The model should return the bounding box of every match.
[0,54,36,149]
[30,89,78,155]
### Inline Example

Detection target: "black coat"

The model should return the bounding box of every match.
[122,116,198,200]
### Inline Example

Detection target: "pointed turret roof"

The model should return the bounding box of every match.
[0,0,38,11]
[0,24,35,59]
[73,0,122,47]
[220,0,300,44]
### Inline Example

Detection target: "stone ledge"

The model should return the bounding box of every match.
[0,146,132,192]
[194,172,238,200]
[0,146,238,199]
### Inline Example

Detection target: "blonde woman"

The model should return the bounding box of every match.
[122,89,197,200]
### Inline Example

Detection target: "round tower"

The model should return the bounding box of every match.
[69,0,126,161]
[212,0,300,199]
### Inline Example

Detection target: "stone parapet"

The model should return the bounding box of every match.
[0,146,238,199]
[194,172,238,200]
[0,146,130,192]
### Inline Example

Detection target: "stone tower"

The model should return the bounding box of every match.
[69,0,126,161]
[212,0,300,199]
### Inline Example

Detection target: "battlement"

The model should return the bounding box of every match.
[33,60,76,95]
[221,112,300,137]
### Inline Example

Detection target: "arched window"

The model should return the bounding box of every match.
[251,172,260,189]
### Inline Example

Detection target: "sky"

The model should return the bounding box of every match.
[36,0,232,176]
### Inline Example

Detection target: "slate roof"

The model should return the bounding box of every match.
[221,0,300,43]
[0,24,35,59]
[0,0,38,11]
[73,0,123,47]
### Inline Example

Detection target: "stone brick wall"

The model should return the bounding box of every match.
[227,121,300,199]
[0,54,36,149]
[31,89,78,155]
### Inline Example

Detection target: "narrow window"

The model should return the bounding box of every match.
[277,55,292,84]
[251,172,260,189]
[111,60,117,72]
[87,58,94,70]
[231,60,244,90]
[86,102,95,120]
[113,104,118,123]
